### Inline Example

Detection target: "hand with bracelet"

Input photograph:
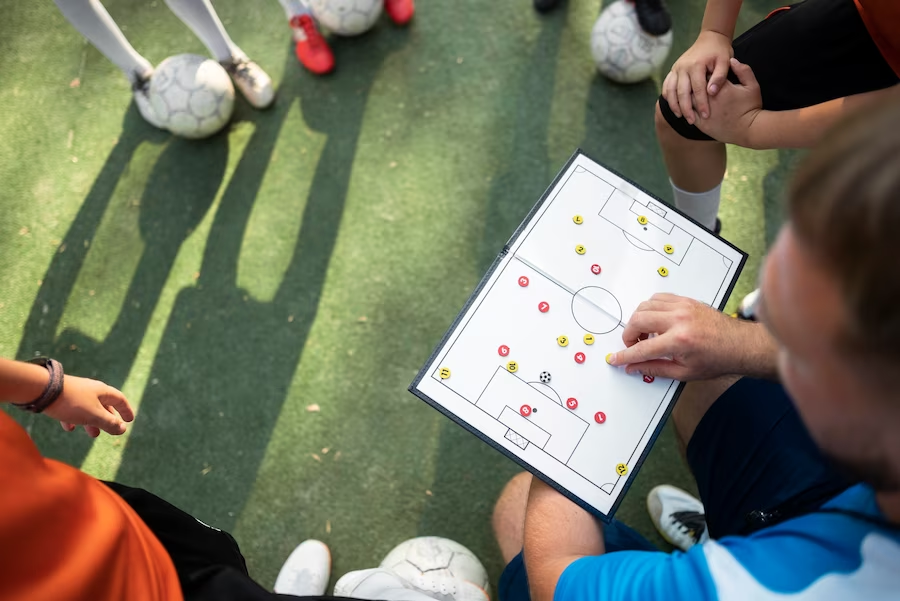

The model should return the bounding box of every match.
[0,357,134,437]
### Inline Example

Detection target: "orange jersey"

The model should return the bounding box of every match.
[0,411,183,601]
[856,0,900,77]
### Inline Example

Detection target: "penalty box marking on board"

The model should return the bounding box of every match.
[476,367,589,464]
[596,187,696,266]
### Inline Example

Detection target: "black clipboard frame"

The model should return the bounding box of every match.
[409,149,748,521]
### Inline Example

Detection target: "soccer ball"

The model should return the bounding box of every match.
[380,537,490,596]
[540,371,551,383]
[149,54,234,139]
[309,0,382,36]
[590,0,673,84]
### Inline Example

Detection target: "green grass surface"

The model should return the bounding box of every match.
[0,0,793,590]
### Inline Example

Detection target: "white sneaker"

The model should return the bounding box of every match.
[647,484,710,551]
[737,288,761,321]
[273,539,331,596]
[221,57,274,109]
[132,72,166,130]
[335,568,490,601]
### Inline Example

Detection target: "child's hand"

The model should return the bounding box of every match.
[697,58,763,146]
[663,30,734,125]
[42,376,135,438]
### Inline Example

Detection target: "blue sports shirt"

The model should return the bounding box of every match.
[555,484,899,600]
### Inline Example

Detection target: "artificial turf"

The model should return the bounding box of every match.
[0,0,793,591]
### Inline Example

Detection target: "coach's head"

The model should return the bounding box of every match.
[759,100,900,501]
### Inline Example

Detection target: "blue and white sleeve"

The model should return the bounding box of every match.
[553,548,719,601]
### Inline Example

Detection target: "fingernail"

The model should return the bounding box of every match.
[605,353,614,365]
[709,84,718,94]
[701,111,709,119]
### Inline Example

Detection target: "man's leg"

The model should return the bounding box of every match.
[671,376,740,457]
[669,378,853,539]
[492,473,656,601]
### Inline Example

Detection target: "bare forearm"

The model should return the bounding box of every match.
[730,321,779,380]
[750,85,900,150]
[701,0,743,39]
[0,358,49,405]
[524,479,604,601]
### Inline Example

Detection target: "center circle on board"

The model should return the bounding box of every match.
[571,287,623,335]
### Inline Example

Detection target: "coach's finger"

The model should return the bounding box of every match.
[607,336,672,367]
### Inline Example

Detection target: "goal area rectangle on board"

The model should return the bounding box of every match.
[410,149,747,522]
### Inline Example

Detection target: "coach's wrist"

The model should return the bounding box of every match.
[732,321,780,379]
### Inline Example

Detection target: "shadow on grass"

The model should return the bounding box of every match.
[417,10,567,583]
[115,33,410,530]
[13,110,220,464]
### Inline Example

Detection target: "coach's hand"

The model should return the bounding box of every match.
[663,30,733,125]
[43,376,134,438]
[606,293,770,381]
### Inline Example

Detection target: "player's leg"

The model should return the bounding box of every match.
[654,105,726,232]
[53,0,164,128]
[493,472,657,601]
[657,0,898,232]
[278,0,335,75]
[163,0,274,108]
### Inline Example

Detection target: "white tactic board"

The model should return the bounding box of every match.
[410,150,747,520]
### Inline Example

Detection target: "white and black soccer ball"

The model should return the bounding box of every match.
[380,537,490,596]
[590,0,673,84]
[539,371,551,383]
[149,54,234,139]
[309,0,382,36]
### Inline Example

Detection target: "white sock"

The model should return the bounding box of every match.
[670,180,722,231]
[278,0,311,20]
[164,0,245,63]
[54,0,153,85]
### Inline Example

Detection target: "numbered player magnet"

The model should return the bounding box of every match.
[573,215,584,224]
[566,398,578,410]
[583,334,595,345]
[643,374,655,383]
[658,266,669,277]
[439,367,451,379]
[637,215,648,225]
[575,244,586,255]
[594,411,606,424]
[557,335,569,347]
[574,352,586,364]
[507,361,518,373]
[538,301,550,313]
[616,463,628,476]
[520,404,532,417]
[591,264,602,275]
[498,345,510,357]
[518,276,529,287]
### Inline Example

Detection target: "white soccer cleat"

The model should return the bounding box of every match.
[132,72,166,130]
[647,484,710,551]
[273,539,331,596]
[335,568,490,601]
[222,57,274,109]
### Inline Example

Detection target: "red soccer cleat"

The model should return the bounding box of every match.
[384,0,415,25]
[290,14,334,75]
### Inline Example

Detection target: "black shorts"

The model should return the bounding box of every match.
[660,0,900,141]
[105,482,341,600]
[498,378,852,600]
